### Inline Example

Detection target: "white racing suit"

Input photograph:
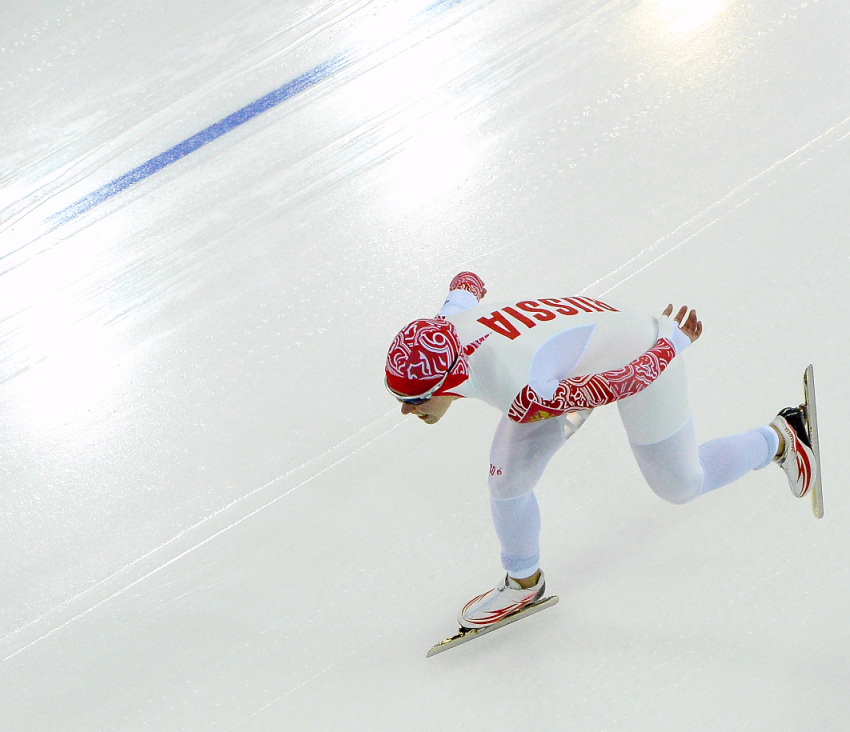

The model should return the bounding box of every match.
[439,291,778,579]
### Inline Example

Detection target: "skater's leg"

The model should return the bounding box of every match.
[617,352,692,445]
[488,415,566,499]
[487,415,566,580]
[629,416,703,504]
[619,355,699,503]
[699,425,777,493]
[490,492,541,579]
[629,416,778,503]
[619,354,778,503]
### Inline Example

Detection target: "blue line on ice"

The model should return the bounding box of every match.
[44,0,471,228]
[47,54,350,227]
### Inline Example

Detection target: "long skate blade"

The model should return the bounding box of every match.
[803,364,824,519]
[426,595,559,658]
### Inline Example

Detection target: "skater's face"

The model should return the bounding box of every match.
[399,395,457,424]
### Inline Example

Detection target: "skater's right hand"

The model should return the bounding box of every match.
[663,304,702,343]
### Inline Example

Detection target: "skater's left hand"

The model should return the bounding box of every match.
[663,304,702,343]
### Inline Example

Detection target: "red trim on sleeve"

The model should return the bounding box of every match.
[507,338,677,423]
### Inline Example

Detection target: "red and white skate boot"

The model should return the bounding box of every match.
[458,571,546,630]
[771,406,818,498]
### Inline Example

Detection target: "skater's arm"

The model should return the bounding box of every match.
[508,339,676,422]
[507,305,699,423]
[438,272,487,316]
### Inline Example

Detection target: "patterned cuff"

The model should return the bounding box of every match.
[449,271,486,301]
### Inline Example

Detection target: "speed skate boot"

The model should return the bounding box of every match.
[458,571,546,630]
[770,406,818,498]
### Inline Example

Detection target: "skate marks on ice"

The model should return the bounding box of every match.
[45,55,353,228]
[581,114,850,297]
[1,0,481,264]
[0,412,403,662]
[426,595,559,657]
[804,364,823,519]
[12,0,481,231]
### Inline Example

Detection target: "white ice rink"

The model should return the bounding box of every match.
[2,0,849,729]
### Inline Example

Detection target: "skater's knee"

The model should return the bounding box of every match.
[488,466,532,500]
[648,475,703,505]
[629,422,704,504]
[641,461,704,504]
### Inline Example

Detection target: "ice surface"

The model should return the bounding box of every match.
[1,0,849,729]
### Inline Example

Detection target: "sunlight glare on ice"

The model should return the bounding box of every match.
[646,0,731,34]
[3,236,125,432]
[347,15,479,215]
[12,312,121,432]
[378,118,476,214]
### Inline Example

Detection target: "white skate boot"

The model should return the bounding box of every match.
[770,406,818,498]
[458,571,546,630]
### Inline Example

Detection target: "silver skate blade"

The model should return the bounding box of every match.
[426,595,559,658]
[803,364,824,519]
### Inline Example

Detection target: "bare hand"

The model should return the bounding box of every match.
[662,303,702,343]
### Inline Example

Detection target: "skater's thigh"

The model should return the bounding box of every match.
[488,416,565,499]
[617,356,691,445]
